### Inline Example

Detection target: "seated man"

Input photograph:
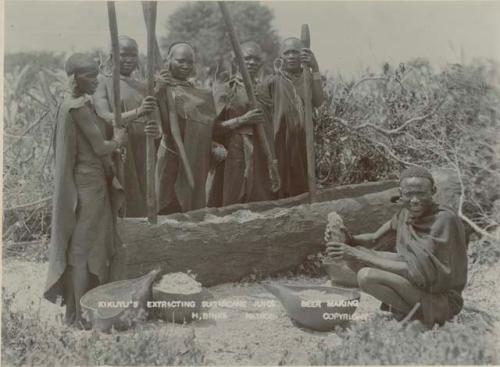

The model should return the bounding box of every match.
[327,166,468,327]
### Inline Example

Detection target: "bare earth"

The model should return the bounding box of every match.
[2,257,499,365]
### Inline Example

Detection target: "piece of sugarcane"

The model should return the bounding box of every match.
[107,1,126,215]
[218,2,281,193]
[141,5,195,190]
[301,24,317,203]
[142,1,158,224]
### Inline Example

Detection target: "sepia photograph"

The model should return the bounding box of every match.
[2,0,500,365]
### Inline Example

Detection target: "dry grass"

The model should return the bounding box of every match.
[2,241,499,366]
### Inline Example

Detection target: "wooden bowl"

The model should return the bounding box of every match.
[80,270,159,332]
[264,283,360,332]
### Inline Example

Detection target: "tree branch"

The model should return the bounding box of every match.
[452,152,497,240]
[371,140,423,168]
[333,100,442,136]
[4,110,50,153]
[4,196,52,213]
[345,76,388,101]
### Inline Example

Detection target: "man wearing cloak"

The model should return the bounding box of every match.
[257,37,324,198]
[327,166,468,327]
[94,35,159,218]
[210,41,270,206]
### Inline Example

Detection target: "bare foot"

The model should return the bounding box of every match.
[71,318,91,330]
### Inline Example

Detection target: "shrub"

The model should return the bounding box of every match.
[316,59,500,233]
[309,313,497,365]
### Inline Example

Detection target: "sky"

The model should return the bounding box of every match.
[3,0,500,75]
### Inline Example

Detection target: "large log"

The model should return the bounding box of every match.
[111,181,400,285]
[155,180,398,222]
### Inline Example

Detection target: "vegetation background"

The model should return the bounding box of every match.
[2,2,499,365]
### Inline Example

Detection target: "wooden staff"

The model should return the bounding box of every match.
[142,1,158,224]
[301,24,317,203]
[141,5,195,190]
[107,1,126,215]
[218,1,281,193]
[157,86,195,189]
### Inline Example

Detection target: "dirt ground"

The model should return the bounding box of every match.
[2,256,499,365]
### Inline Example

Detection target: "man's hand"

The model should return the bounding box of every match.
[240,108,264,126]
[326,241,360,261]
[144,120,161,139]
[211,142,227,163]
[300,48,319,72]
[138,96,157,117]
[156,70,176,91]
[340,227,355,246]
[113,128,128,146]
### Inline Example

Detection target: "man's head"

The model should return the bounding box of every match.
[240,41,263,79]
[399,166,436,219]
[65,53,99,95]
[166,42,195,80]
[280,37,304,73]
[117,35,139,77]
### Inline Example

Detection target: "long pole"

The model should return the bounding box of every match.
[141,5,195,190]
[301,24,317,203]
[107,1,126,215]
[218,2,281,193]
[158,86,195,189]
[142,1,158,224]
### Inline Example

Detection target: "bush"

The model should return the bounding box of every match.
[309,313,497,365]
[316,59,500,230]
[314,103,396,187]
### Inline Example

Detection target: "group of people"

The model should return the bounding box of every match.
[43,33,467,331]
[94,35,326,218]
[44,35,324,327]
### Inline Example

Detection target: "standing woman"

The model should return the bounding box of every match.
[156,42,223,214]
[44,53,127,328]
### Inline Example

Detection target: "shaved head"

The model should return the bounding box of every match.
[114,35,139,76]
[117,35,138,50]
[167,42,195,80]
[400,166,435,187]
[399,166,436,219]
[280,37,304,55]
[239,41,263,79]
[167,42,195,60]
[65,53,97,76]
[241,41,262,55]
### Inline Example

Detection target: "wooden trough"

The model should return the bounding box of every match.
[110,180,400,286]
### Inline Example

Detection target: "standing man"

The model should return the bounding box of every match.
[94,35,160,218]
[210,41,270,206]
[327,166,468,327]
[257,37,324,199]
